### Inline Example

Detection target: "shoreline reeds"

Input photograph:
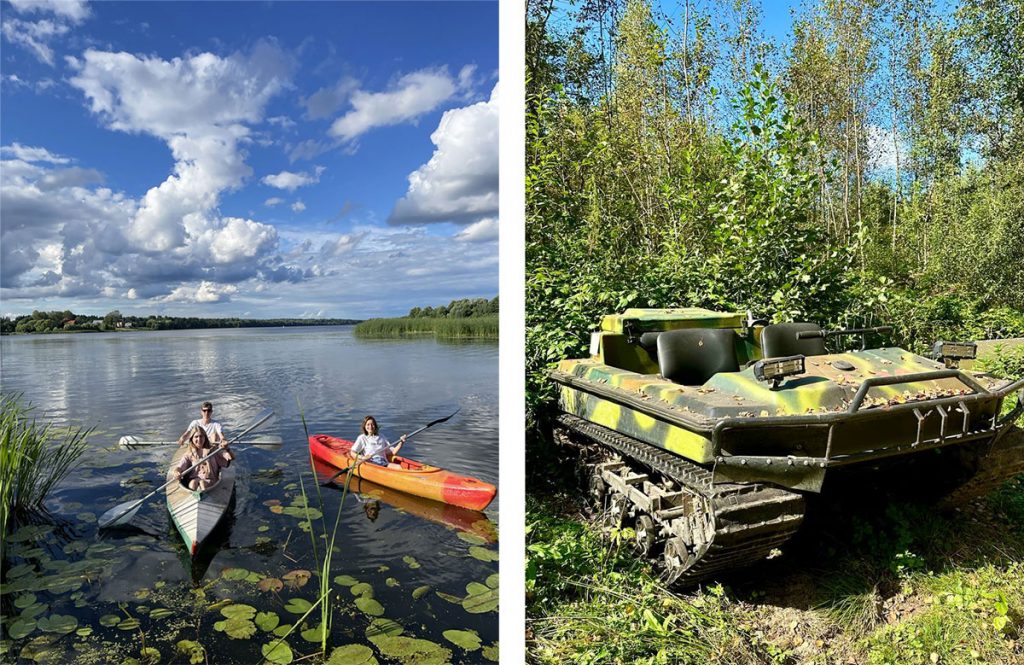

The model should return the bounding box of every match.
[354,315,498,339]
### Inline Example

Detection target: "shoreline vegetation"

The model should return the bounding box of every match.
[0,310,360,335]
[355,297,499,340]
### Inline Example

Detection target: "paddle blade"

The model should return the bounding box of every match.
[98,499,143,529]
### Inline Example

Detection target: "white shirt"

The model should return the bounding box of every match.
[187,419,224,442]
[352,434,392,459]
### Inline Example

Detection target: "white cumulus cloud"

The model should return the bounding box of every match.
[264,197,284,207]
[1,0,89,65]
[261,166,324,191]
[388,82,498,226]
[291,200,306,212]
[1,143,70,164]
[161,281,239,303]
[455,217,498,243]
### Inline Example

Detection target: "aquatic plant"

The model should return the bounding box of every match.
[354,315,498,339]
[0,393,91,548]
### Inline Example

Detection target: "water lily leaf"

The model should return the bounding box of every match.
[14,594,37,609]
[272,624,292,637]
[412,585,431,600]
[8,563,35,578]
[155,581,166,589]
[245,572,264,583]
[258,525,270,532]
[221,604,257,620]
[443,629,482,651]
[223,617,257,639]
[221,567,249,581]
[214,620,226,631]
[258,577,284,593]
[333,574,358,587]
[435,591,462,604]
[36,614,77,635]
[368,636,452,665]
[327,644,379,665]
[468,546,499,562]
[7,617,36,639]
[300,624,324,643]
[355,596,385,616]
[9,525,52,542]
[282,570,311,589]
[462,585,498,614]
[269,505,284,514]
[263,499,281,506]
[76,512,96,523]
[255,611,280,632]
[486,573,499,589]
[401,556,420,569]
[176,640,205,665]
[99,614,121,627]
[62,541,89,555]
[456,532,488,545]
[136,606,150,615]
[19,635,61,664]
[134,588,150,600]
[350,582,373,598]
[482,643,499,662]
[366,618,403,639]
[149,608,174,619]
[84,543,114,558]
[118,617,141,631]
[75,626,92,637]
[207,599,232,612]
[284,598,312,614]
[261,640,294,665]
[377,565,389,572]
[385,577,399,587]
[20,603,48,620]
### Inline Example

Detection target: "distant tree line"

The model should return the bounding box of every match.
[406,297,499,319]
[0,310,361,335]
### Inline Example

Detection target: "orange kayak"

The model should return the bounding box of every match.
[308,434,497,511]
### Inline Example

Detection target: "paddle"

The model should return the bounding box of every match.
[321,408,461,486]
[118,435,283,449]
[98,408,274,529]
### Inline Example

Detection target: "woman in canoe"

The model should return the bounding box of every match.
[352,416,407,469]
[172,426,234,491]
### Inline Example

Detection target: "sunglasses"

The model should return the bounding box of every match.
[202,408,212,413]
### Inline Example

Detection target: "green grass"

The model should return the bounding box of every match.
[354,315,498,339]
[0,393,91,549]
[527,475,1024,665]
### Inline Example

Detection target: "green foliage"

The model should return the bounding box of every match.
[1,309,360,334]
[353,316,498,339]
[0,394,91,548]
[407,297,498,318]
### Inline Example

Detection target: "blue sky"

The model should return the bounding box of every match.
[1,0,498,318]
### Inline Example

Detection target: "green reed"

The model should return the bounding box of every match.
[0,393,91,548]
[354,315,498,339]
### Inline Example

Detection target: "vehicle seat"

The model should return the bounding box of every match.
[656,329,739,385]
[761,322,827,358]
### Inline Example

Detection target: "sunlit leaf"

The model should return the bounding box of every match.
[99,614,121,627]
[282,570,311,589]
[36,614,77,635]
[7,617,36,639]
[385,577,399,587]
[327,644,378,665]
[261,640,294,665]
[456,532,487,545]
[300,624,324,642]
[368,636,451,665]
[333,574,358,587]
[443,629,481,651]
[355,596,385,616]
[401,556,420,569]
[350,582,373,598]
[221,568,249,581]
[176,640,205,665]
[412,585,431,600]
[365,618,403,639]
[258,577,284,593]
[149,608,174,619]
[486,573,499,589]
[284,598,312,614]
[482,642,499,661]
[220,604,257,621]
[468,546,498,562]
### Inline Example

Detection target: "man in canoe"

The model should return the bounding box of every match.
[352,415,407,469]
[177,401,226,447]
[172,426,234,491]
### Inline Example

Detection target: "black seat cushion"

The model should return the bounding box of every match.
[656,329,739,385]
[761,322,827,358]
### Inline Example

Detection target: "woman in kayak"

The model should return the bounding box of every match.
[172,426,234,491]
[352,416,407,469]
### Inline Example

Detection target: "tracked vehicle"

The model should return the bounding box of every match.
[550,308,1024,586]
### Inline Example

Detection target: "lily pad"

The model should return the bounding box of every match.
[258,577,284,593]
[327,644,379,665]
[269,505,284,514]
[284,598,312,614]
[462,584,498,614]
[99,614,121,627]
[401,556,420,569]
[261,640,294,665]
[221,604,257,621]
[19,635,62,664]
[222,617,257,639]
[62,541,89,555]
[300,623,324,642]
[468,546,499,562]
[482,642,499,661]
[255,611,280,632]
[20,603,48,620]
[149,608,174,619]
[435,591,462,604]
[76,512,96,523]
[355,596,385,616]
[282,570,311,589]
[7,617,36,639]
[443,629,482,651]
[221,567,249,581]
[245,572,264,583]
[7,563,36,578]
[350,582,373,597]
[9,525,52,542]
[385,577,399,587]
[368,636,452,665]
[333,574,358,587]
[412,585,431,600]
[258,525,270,532]
[456,531,488,545]
[272,624,292,637]
[486,573,499,589]
[14,594,37,609]
[176,640,205,665]
[366,618,403,639]
[75,626,93,637]
[118,617,141,631]
[36,615,77,635]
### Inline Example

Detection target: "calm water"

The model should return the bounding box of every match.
[0,326,499,664]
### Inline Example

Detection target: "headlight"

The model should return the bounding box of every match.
[932,341,977,367]
[753,355,806,388]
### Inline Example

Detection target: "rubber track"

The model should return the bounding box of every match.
[941,427,1024,506]
[556,414,805,586]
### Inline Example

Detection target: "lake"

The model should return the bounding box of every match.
[0,326,499,664]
